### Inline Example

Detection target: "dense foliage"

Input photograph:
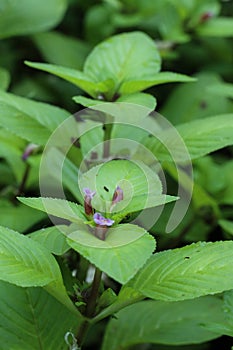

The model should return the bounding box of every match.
[0,1,233,349]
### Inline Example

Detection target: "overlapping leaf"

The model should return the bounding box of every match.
[129,241,233,301]
[101,297,224,349]
[66,223,155,284]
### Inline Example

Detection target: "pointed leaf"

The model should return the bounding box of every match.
[29,225,70,255]
[67,223,155,284]
[102,297,224,350]
[120,72,196,94]
[0,90,69,131]
[0,281,79,350]
[18,197,86,224]
[144,114,233,161]
[84,31,161,96]
[0,226,61,287]
[25,61,109,98]
[0,102,51,145]
[129,241,233,301]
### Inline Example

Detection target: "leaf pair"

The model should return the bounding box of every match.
[25,31,194,107]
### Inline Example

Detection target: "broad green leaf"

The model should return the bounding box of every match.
[207,82,233,99]
[73,95,108,107]
[219,220,233,236]
[129,241,233,301]
[101,297,224,349]
[0,131,26,182]
[79,159,167,215]
[144,114,233,161]
[117,92,157,110]
[25,61,109,98]
[0,201,46,232]
[0,91,69,131]
[0,0,67,39]
[161,73,233,125]
[33,31,90,70]
[119,72,195,94]
[0,281,78,350]
[0,102,51,145]
[0,226,62,287]
[0,67,10,90]
[0,226,78,314]
[84,32,161,97]
[18,197,86,224]
[73,92,157,110]
[197,17,233,37]
[67,223,155,284]
[203,290,233,337]
[29,226,70,255]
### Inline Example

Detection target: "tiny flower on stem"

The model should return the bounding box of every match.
[93,212,114,240]
[112,186,124,205]
[22,143,38,161]
[83,188,96,216]
[93,213,114,226]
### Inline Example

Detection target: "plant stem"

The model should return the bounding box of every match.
[91,293,144,324]
[76,267,102,346]
[103,117,113,159]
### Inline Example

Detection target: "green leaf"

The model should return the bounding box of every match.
[0,281,79,350]
[0,226,78,314]
[40,147,83,202]
[79,159,166,215]
[73,95,108,107]
[218,160,233,205]
[66,223,155,284]
[117,92,157,110]
[0,201,46,232]
[128,241,233,301]
[144,114,233,162]
[207,82,233,99]
[0,102,51,145]
[0,226,62,287]
[0,0,67,39]
[0,67,10,90]
[101,297,224,349]
[18,197,86,224]
[29,226,70,255]
[73,92,157,110]
[33,31,90,70]
[0,91,69,131]
[25,61,109,98]
[84,31,161,97]
[219,220,233,236]
[197,17,233,37]
[161,73,233,125]
[119,72,196,94]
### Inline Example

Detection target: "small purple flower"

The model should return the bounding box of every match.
[83,188,96,198]
[93,213,114,227]
[22,143,38,161]
[112,186,123,205]
[83,188,96,215]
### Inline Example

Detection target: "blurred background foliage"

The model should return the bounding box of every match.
[0,0,232,349]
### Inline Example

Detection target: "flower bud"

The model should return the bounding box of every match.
[83,188,96,216]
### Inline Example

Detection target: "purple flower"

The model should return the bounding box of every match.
[83,188,96,198]
[112,186,123,205]
[22,143,38,161]
[83,188,96,215]
[93,213,114,227]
